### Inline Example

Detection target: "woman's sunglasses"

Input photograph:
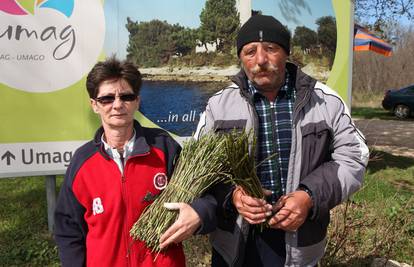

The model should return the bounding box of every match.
[95,94,137,105]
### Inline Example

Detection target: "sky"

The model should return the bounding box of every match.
[103,0,335,59]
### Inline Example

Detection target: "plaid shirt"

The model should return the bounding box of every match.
[248,74,296,203]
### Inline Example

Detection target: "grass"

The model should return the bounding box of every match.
[351,106,414,121]
[351,90,391,120]
[351,107,395,120]
[0,176,61,267]
[350,89,414,120]
[321,150,414,266]
[1,150,413,266]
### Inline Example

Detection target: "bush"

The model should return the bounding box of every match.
[168,52,238,68]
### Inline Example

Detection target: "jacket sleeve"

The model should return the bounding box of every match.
[299,92,369,221]
[54,164,87,267]
[194,101,215,139]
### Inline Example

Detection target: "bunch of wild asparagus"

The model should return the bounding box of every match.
[130,131,263,252]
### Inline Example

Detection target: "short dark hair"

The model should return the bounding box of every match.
[86,57,142,99]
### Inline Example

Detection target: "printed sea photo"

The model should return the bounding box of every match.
[103,0,336,137]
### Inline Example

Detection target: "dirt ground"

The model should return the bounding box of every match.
[355,119,414,158]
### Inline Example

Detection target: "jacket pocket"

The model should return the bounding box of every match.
[213,120,247,133]
[300,121,332,176]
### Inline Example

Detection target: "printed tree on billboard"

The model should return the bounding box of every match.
[198,0,240,53]
[292,26,318,51]
[126,18,197,67]
[316,16,337,66]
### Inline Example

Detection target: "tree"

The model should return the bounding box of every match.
[316,16,336,66]
[170,28,197,56]
[196,28,214,51]
[292,26,317,50]
[354,0,414,29]
[316,16,337,53]
[126,18,196,67]
[199,0,240,53]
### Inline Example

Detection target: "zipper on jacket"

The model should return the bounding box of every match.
[293,88,310,124]
[120,152,150,266]
[239,87,261,160]
[121,179,131,266]
[286,89,309,192]
[115,158,131,267]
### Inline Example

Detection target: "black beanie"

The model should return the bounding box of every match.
[236,15,290,56]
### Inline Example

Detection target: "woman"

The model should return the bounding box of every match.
[54,57,185,267]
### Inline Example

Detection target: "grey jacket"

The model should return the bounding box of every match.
[193,63,369,267]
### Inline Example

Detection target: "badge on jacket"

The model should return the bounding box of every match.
[153,172,168,190]
[92,197,104,215]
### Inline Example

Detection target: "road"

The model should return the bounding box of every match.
[355,119,414,158]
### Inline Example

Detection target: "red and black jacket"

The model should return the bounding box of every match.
[54,120,184,267]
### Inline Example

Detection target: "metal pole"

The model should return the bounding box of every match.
[348,0,355,113]
[46,175,57,233]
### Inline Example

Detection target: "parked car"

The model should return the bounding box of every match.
[382,84,414,119]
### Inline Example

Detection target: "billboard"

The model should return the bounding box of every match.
[0,0,353,178]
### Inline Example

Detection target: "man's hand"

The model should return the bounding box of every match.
[159,203,201,249]
[232,186,273,224]
[268,190,313,232]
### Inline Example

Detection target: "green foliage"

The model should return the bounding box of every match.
[169,51,238,67]
[125,0,239,68]
[316,16,337,52]
[126,18,197,67]
[316,16,337,65]
[171,28,198,56]
[130,131,263,252]
[322,153,414,265]
[198,0,240,53]
[351,107,396,119]
[292,26,317,50]
[290,16,336,68]
[0,176,62,266]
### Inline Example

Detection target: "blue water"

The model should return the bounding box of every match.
[139,81,226,136]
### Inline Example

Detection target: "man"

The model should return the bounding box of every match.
[160,15,369,267]
[54,57,185,267]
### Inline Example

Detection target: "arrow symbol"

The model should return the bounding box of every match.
[1,151,16,166]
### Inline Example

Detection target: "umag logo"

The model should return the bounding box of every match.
[0,0,105,93]
[0,0,74,18]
